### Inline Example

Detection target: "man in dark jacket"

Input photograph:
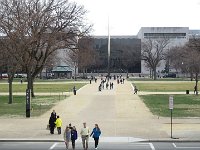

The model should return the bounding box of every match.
[71,126,78,150]
[49,116,56,134]
[51,110,57,121]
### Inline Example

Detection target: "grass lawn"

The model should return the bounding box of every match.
[140,94,200,117]
[127,78,190,81]
[134,82,199,92]
[0,95,67,117]
[0,83,86,93]
[0,78,88,83]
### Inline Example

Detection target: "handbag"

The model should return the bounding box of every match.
[46,124,50,130]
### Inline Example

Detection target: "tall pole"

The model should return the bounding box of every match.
[108,16,110,76]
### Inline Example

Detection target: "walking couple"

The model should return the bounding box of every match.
[64,122,101,150]
[80,122,101,150]
[64,123,78,150]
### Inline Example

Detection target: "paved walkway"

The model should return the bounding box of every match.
[0,79,200,141]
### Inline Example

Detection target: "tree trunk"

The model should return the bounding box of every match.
[74,66,77,81]
[153,68,157,80]
[190,73,194,81]
[8,78,13,104]
[27,73,35,97]
[150,69,152,79]
[195,73,198,95]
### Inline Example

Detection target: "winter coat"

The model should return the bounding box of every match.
[71,129,78,140]
[64,129,71,142]
[55,118,62,127]
[90,128,101,138]
[49,116,55,128]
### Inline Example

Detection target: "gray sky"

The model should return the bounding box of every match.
[73,0,200,35]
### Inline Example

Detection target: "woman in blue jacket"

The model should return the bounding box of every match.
[71,126,78,150]
[90,124,101,149]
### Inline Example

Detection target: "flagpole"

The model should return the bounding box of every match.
[108,16,110,76]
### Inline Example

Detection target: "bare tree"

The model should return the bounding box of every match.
[170,38,200,95]
[0,38,21,104]
[0,0,91,97]
[142,38,170,80]
[64,37,97,78]
[78,37,97,77]
[121,44,141,77]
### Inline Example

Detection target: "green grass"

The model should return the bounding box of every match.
[134,82,199,92]
[0,78,89,83]
[0,95,67,117]
[140,94,200,117]
[127,77,190,81]
[0,83,86,93]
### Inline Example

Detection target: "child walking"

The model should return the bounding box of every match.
[71,126,78,150]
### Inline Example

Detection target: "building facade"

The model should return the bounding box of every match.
[57,27,200,76]
[137,27,192,74]
[90,36,141,73]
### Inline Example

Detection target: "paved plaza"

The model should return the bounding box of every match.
[0,79,200,141]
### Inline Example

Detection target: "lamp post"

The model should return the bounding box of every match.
[74,61,77,81]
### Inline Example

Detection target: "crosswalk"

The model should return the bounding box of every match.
[49,142,155,150]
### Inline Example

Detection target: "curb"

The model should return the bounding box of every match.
[1,138,200,143]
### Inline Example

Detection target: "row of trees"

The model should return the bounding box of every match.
[169,37,200,95]
[142,37,200,95]
[0,0,91,103]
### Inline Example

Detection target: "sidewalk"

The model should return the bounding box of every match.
[0,79,200,141]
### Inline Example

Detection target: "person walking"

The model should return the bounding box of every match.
[194,85,197,94]
[69,123,73,130]
[90,124,101,149]
[64,126,71,150]
[134,86,138,94]
[80,122,90,150]
[49,115,56,134]
[71,126,78,150]
[55,116,62,134]
[73,86,76,95]
[51,110,57,122]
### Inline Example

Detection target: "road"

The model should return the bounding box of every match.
[0,142,200,150]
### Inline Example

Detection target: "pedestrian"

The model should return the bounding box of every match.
[20,78,23,84]
[90,124,101,149]
[51,110,57,122]
[134,86,138,94]
[102,82,104,89]
[73,86,76,95]
[99,85,101,91]
[111,82,114,89]
[95,78,97,83]
[110,82,112,89]
[106,82,109,89]
[80,122,90,150]
[194,85,197,94]
[49,115,56,134]
[123,78,125,84]
[69,123,73,130]
[71,126,78,150]
[64,126,71,150]
[55,116,62,134]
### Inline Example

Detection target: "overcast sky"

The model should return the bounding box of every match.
[73,0,200,36]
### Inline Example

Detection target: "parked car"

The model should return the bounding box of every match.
[2,73,8,78]
[163,73,176,78]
